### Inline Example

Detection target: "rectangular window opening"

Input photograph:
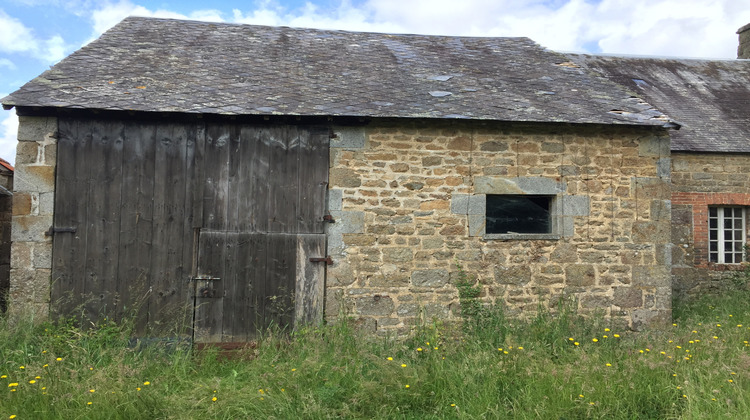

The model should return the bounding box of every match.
[708,206,747,264]
[486,195,553,235]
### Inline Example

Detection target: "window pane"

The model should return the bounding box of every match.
[709,207,717,217]
[486,195,551,234]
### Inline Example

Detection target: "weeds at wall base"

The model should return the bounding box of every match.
[2,288,750,418]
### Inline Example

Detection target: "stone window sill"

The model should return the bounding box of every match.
[484,233,561,240]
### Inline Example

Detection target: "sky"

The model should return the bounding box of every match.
[1,0,749,165]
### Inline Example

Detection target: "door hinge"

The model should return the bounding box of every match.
[309,256,334,265]
[45,226,77,236]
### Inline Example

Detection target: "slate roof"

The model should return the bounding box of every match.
[567,54,750,153]
[2,17,670,127]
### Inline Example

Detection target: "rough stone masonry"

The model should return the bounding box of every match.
[325,119,671,335]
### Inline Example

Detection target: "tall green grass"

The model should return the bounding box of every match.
[2,288,750,419]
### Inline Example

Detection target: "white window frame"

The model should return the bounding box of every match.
[708,206,747,264]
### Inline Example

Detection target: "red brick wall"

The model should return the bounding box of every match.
[672,192,750,268]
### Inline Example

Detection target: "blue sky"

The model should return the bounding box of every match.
[1,0,749,164]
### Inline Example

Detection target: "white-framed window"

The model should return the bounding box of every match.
[708,206,747,264]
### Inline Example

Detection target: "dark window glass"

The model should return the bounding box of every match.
[486,195,551,234]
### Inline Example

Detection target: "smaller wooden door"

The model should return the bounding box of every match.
[192,231,326,343]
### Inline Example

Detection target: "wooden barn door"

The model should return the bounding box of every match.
[51,119,328,342]
[51,118,200,336]
[192,125,329,343]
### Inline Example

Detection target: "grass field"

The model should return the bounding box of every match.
[2,288,750,419]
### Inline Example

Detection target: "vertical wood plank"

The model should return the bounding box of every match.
[79,120,123,322]
[51,118,85,318]
[179,122,201,338]
[264,233,296,331]
[237,126,265,233]
[202,124,231,230]
[219,230,238,342]
[194,230,224,343]
[296,127,330,234]
[219,125,241,341]
[92,120,124,320]
[267,127,300,233]
[191,123,206,230]
[148,123,189,336]
[294,233,326,328]
[115,121,155,331]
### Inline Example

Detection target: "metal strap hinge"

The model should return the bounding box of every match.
[45,226,77,236]
[309,256,334,265]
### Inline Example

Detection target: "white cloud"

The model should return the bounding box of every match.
[0,9,39,53]
[0,9,71,63]
[225,0,750,58]
[0,58,16,70]
[0,110,17,166]
[42,35,68,63]
[90,0,223,37]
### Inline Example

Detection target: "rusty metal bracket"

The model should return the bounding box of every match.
[45,226,77,236]
[309,256,334,265]
[322,214,336,223]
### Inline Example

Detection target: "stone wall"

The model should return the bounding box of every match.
[738,23,750,59]
[326,120,672,334]
[9,116,57,319]
[671,152,750,298]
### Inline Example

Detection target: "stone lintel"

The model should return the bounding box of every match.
[331,126,366,149]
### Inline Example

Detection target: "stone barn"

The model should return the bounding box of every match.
[568,42,750,300]
[1,17,677,341]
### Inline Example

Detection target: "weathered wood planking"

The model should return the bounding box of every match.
[238,126,267,233]
[297,127,330,234]
[267,127,300,233]
[263,233,296,330]
[147,124,191,336]
[84,120,124,320]
[203,124,231,230]
[194,229,224,343]
[52,120,329,341]
[294,234,326,327]
[116,121,154,332]
[51,118,83,317]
